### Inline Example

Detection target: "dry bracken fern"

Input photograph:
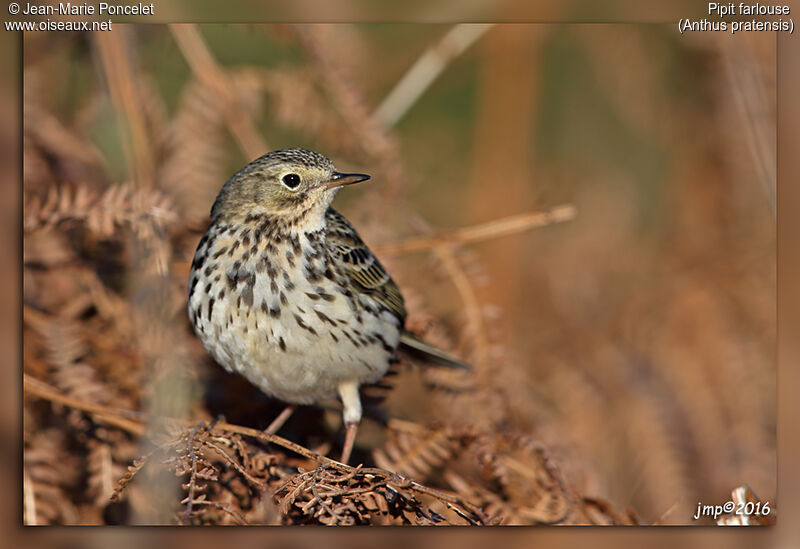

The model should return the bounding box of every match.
[21,24,775,526]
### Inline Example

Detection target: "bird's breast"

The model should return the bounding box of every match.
[188,223,400,403]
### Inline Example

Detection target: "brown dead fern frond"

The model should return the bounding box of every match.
[472,432,573,524]
[110,419,285,525]
[24,429,82,525]
[24,182,177,275]
[25,371,643,526]
[24,377,489,525]
[111,453,152,503]
[24,183,177,236]
[24,308,111,407]
[575,497,641,525]
[275,463,485,526]
[372,420,638,525]
[374,426,467,481]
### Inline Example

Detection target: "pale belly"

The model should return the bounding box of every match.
[188,229,401,405]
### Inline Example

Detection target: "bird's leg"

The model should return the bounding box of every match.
[341,422,359,465]
[337,380,362,464]
[265,404,296,434]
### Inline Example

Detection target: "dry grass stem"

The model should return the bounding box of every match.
[24,374,147,435]
[720,39,776,216]
[435,246,490,369]
[374,204,576,256]
[94,30,154,188]
[374,24,493,128]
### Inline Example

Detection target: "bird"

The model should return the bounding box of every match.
[188,148,468,464]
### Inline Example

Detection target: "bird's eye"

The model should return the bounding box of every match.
[282,173,301,189]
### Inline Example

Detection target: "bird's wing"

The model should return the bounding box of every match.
[325,208,406,323]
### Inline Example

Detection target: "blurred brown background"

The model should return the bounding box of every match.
[21,23,775,525]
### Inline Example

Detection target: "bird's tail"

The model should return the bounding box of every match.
[399,331,471,370]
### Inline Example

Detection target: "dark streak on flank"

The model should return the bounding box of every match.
[207,297,216,321]
[342,330,361,348]
[293,314,318,335]
[314,309,336,326]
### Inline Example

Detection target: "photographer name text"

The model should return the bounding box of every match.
[20,2,154,15]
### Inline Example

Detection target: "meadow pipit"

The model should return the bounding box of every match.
[188,148,467,463]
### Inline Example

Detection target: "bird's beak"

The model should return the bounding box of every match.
[325,172,370,190]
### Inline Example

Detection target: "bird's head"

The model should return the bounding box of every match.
[210,148,370,224]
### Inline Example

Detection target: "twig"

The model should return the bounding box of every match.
[352,467,486,523]
[374,24,493,128]
[374,204,576,256]
[216,422,345,469]
[388,473,488,523]
[204,439,268,490]
[169,24,268,160]
[24,374,146,435]
[311,466,340,521]
[324,464,362,484]
[182,422,205,524]
[189,500,249,525]
[444,500,479,526]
